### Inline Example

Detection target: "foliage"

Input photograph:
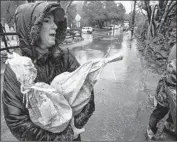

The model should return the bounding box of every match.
[128,11,146,26]
[0,0,77,29]
[1,1,26,27]
[136,0,176,74]
[60,0,73,12]
[67,4,77,28]
[137,0,176,39]
[60,1,77,28]
[123,14,129,21]
[80,1,126,28]
[136,0,176,51]
[104,1,125,21]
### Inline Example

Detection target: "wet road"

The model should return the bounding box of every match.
[65,29,124,64]
[1,29,175,141]
[63,29,175,141]
[68,30,154,141]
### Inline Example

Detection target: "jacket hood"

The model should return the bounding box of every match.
[15,2,67,60]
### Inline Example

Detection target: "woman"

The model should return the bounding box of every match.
[2,1,95,141]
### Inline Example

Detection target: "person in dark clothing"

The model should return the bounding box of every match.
[146,45,176,141]
[0,22,6,43]
[0,22,3,42]
[2,2,95,141]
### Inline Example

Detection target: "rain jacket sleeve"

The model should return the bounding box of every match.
[2,65,74,141]
[62,49,95,129]
[2,50,95,141]
[155,59,176,108]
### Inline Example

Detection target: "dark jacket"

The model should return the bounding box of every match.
[2,2,95,141]
[155,59,176,130]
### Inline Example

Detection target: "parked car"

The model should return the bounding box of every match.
[108,25,114,30]
[114,25,121,29]
[72,30,80,36]
[66,27,71,36]
[82,27,93,34]
[108,25,121,30]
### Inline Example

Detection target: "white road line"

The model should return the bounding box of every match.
[112,69,117,81]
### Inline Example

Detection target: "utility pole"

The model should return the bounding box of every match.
[131,0,136,40]
[57,0,60,4]
[27,0,35,3]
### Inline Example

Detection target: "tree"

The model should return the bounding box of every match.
[136,0,176,71]
[60,0,77,28]
[105,2,125,22]
[138,0,176,38]
[128,8,146,27]
[67,4,77,28]
[81,1,126,28]
[60,0,73,13]
[1,1,26,28]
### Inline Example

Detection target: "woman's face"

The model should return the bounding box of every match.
[39,14,57,49]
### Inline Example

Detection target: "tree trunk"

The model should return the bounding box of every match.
[65,0,73,14]
[27,0,35,3]
[150,5,157,37]
[131,0,136,40]
[57,0,60,4]
[158,1,176,33]
[144,1,151,23]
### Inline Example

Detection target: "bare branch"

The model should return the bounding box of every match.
[139,7,146,17]
[144,1,151,23]
[151,5,157,37]
[166,1,176,15]
[168,12,176,17]
[158,1,176,32]
[57,0,60,4]
[65,0,73,13]
[168,0,174,8]
[164,0,168,7]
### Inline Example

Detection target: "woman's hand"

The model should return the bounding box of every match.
[106,54,124,63]
[70,118,85,139]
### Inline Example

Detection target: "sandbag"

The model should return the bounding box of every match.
[6,52,123,134]
[6,52,72,133]
[51,54,123,116]
[51,59,107,116]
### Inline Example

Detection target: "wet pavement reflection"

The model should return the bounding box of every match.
[68,29,130,81]
[70,29,123,63]
[66,29,174,141]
